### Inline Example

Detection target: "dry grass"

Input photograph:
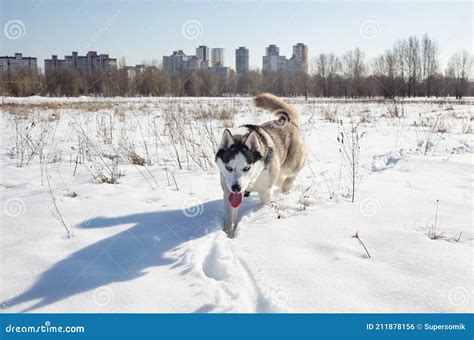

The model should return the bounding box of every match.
[218,108,235,128]
[435,116,449,133]
[114,106,126,122]
[127,151,146,166]
[2,101,115,113]
[4,97,472,188]
[359,109,373,124]
[48,110,61,122]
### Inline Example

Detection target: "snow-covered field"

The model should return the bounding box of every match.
[1,96,472,313]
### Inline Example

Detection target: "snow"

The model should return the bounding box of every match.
[1,96,472,313]
[370,150,405,172]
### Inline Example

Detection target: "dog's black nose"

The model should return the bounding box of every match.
[231,184,241,193]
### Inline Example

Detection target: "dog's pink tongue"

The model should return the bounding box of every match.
[228,192,243,208]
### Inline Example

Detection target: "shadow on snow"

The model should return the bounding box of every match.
[2,197,262,312]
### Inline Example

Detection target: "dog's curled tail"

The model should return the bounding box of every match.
[253,93,299,127]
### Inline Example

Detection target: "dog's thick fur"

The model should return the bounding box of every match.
[215,93,307,237]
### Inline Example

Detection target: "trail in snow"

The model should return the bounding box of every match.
[166,198,306,313]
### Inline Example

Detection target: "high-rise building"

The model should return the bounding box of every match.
[211,48,224,67]
[163,49,209,72]
[44,55,65,72]
[262,44,287,73]
[289,43,308,73]
[211,66,232,80]
[196,45,210,67]
[44,51,117,75]
[0,53,37,74]
[187,55,202,70]
[262,43,308,73]
[163,50,188,72]
[266,44,280,56]
[163,46,233,74]
[235,47,249,75]
[124,64,145,81]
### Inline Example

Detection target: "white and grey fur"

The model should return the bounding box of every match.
[215,93,307,237]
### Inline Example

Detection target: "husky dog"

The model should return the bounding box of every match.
[215,93,307,237]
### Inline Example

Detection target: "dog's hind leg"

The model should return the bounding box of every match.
[281,175,297,194]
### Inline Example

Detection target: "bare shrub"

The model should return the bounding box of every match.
[337,120,364,202]
[417,113,445,155]
[95,112,114,144]
[44,159,72,238]
[461,117,473,134]
[386,100,404,118]
[157,101,218,172]
[118,135,147,167]
[131,112,151,164]
[10,115,54,167]
[427,199,443,240]
[322,105,338,123]
[95,156,121,184]
[74,124,123,184]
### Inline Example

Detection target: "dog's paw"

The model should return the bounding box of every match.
[224,228,235,238]
[266,201,283,219]
[268,201,278,209]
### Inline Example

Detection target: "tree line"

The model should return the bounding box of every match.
[1,34,472,98]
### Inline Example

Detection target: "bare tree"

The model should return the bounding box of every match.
[327,54,342,97]
[342,48,366,98]
[393,39,408,96]
[406,36,421,97]
[373,49,397,97]
[316,53,328,97]
[421,34,439,97]
[314,53,341,97]
[446,50,473,99]
[236,70,262,95]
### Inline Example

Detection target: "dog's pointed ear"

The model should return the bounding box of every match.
[245,131,261,152]
[220,129,234,149]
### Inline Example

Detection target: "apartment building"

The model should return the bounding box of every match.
[44,51,117,74]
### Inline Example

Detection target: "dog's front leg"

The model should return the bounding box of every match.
[259,189,273,205]
[223,191,238,238]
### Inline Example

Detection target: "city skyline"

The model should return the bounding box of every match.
[1,0,471,70]
[161,43,306,75]
[2,42,308,75]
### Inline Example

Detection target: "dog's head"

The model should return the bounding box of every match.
[215,128,265,208]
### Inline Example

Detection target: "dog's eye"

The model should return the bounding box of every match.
[225,165,233,172]
[242,166,251,172]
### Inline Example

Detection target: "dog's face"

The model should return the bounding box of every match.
[215,129,265,199]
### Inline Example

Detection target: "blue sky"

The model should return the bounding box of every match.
[1,0,472,71]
